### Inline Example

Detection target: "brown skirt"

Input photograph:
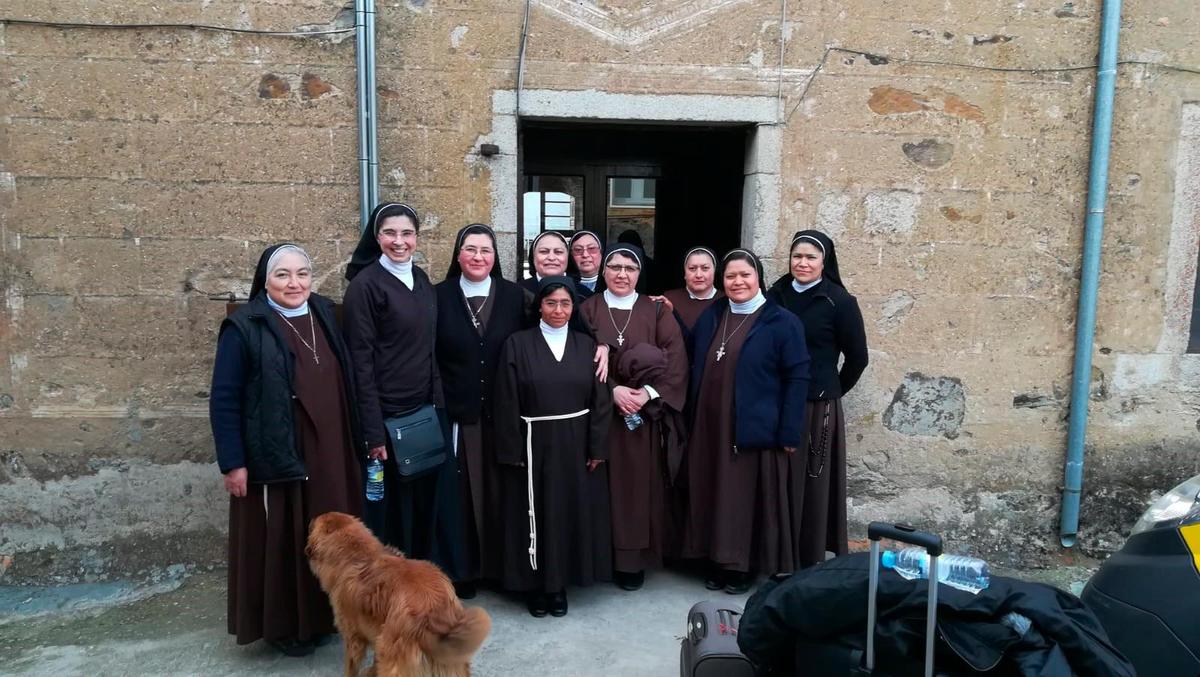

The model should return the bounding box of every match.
[227,482,334,644]
[798,398,849,567]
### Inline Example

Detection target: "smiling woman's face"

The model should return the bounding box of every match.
[266,251,312,309]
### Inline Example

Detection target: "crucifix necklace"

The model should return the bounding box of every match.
[607,304,635,347]
[715,310,752,362]
[464,292,490,331]
[279,312,320,364]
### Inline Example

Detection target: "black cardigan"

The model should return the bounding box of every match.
[767,277,868,400]
[435,277,527,424]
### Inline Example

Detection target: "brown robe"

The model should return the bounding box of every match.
[662,288,719,332]
[798,398,849,566]
[682,306,806,574]
[227,311,364,644]
[493,328,613,593]
[579,293,688,573]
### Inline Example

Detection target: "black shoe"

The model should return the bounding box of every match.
[455,581,477,600]
[615,570,644,591]
[527,592,549,618]
[548,590,568,617]
[704,569,726,591]
[724,571,753,595]
[267,637,316,657]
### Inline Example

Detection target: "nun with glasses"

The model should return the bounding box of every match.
[209,244,363,656]
[493,276,613,618]
[434,223,528,596]
[567,230,605,299]
[342,202,467,586]
[579,244,688,591]
[683,249,811,594]
[766,230,868,566]
[520,230,571,296]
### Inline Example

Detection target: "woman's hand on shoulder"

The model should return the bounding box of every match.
[648,294,673,312]
[223,467,248,497]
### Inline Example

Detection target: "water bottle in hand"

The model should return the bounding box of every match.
[624,412,643,431]
[881,548,990,593]
[365,458,385,502]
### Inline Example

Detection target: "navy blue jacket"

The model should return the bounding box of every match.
[209,293,360,482]
[688,298,811,450]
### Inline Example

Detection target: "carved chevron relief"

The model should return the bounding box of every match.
[535,0,758,47]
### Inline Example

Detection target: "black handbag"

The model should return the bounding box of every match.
[383,404,446,479]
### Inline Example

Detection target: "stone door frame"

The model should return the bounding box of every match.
[483,88,782,280]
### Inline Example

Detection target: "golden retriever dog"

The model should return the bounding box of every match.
[307,512,491,677]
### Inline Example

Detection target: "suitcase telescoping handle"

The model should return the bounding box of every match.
[865,522,943,677]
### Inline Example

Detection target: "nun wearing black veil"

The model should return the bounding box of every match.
[342,202,468,585]
[209,243,363,656]
[434,224,528,594]
[493,277,614,618]
[767,229,868,566]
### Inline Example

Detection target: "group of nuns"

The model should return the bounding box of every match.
[212,202,870,649]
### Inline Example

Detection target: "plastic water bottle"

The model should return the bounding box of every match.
[365,458,385,502]
[880,548,990,593]
[624,412,644,431]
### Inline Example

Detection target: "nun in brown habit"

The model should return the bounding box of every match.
[683,249,811,594]
[579,244,689,591]
[434,224,528,594]
[209,244,363,656]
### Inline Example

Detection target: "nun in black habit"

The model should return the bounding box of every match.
[342,202,468,583]
[520,231,571,296]
[494,277,614,617]
[766,229,868,566]
[435,224,528,591]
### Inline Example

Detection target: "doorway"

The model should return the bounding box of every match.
[520,122,748,293]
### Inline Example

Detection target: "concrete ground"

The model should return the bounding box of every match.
[0,563,1096,677]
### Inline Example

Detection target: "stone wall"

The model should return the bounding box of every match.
[1,0,1198,582]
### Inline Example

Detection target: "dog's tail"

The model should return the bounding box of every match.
[423,606,492,665]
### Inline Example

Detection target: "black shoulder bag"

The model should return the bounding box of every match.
[382,275,447,479]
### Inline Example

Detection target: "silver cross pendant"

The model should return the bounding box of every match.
[715,344,726,361]
[616,334,625,346]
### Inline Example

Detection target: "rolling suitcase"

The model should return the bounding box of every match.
[680,600,756,677]
[796,522,945,676]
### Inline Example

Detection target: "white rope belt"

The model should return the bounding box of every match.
[520,409,590,571]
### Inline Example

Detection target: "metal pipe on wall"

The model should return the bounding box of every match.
[365,0,380,210]
[354,0,371,228]
[1060,0,1123,547]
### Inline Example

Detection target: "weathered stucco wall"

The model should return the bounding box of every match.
[1,0,1198,583]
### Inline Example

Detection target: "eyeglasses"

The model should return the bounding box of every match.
[541,300,574,310]
[605,263,640,274]
[572,245,601,255]
[461,246,494,257]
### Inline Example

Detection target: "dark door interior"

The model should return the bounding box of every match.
[520,122,747,293]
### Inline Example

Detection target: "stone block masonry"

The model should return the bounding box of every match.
[2,0,1199,582]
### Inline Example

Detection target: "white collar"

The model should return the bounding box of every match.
[266,295,309,318]
[688,287,717,300]
[539,320,568,361]
[729,291,766,315]
[792,277,821,294]
[603,288,638,310]
[378,254,414,289]
[459,275,491,297]
[580,274,598,284]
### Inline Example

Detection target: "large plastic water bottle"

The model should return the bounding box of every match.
[881,548,990,593]
[365,458,385,502]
